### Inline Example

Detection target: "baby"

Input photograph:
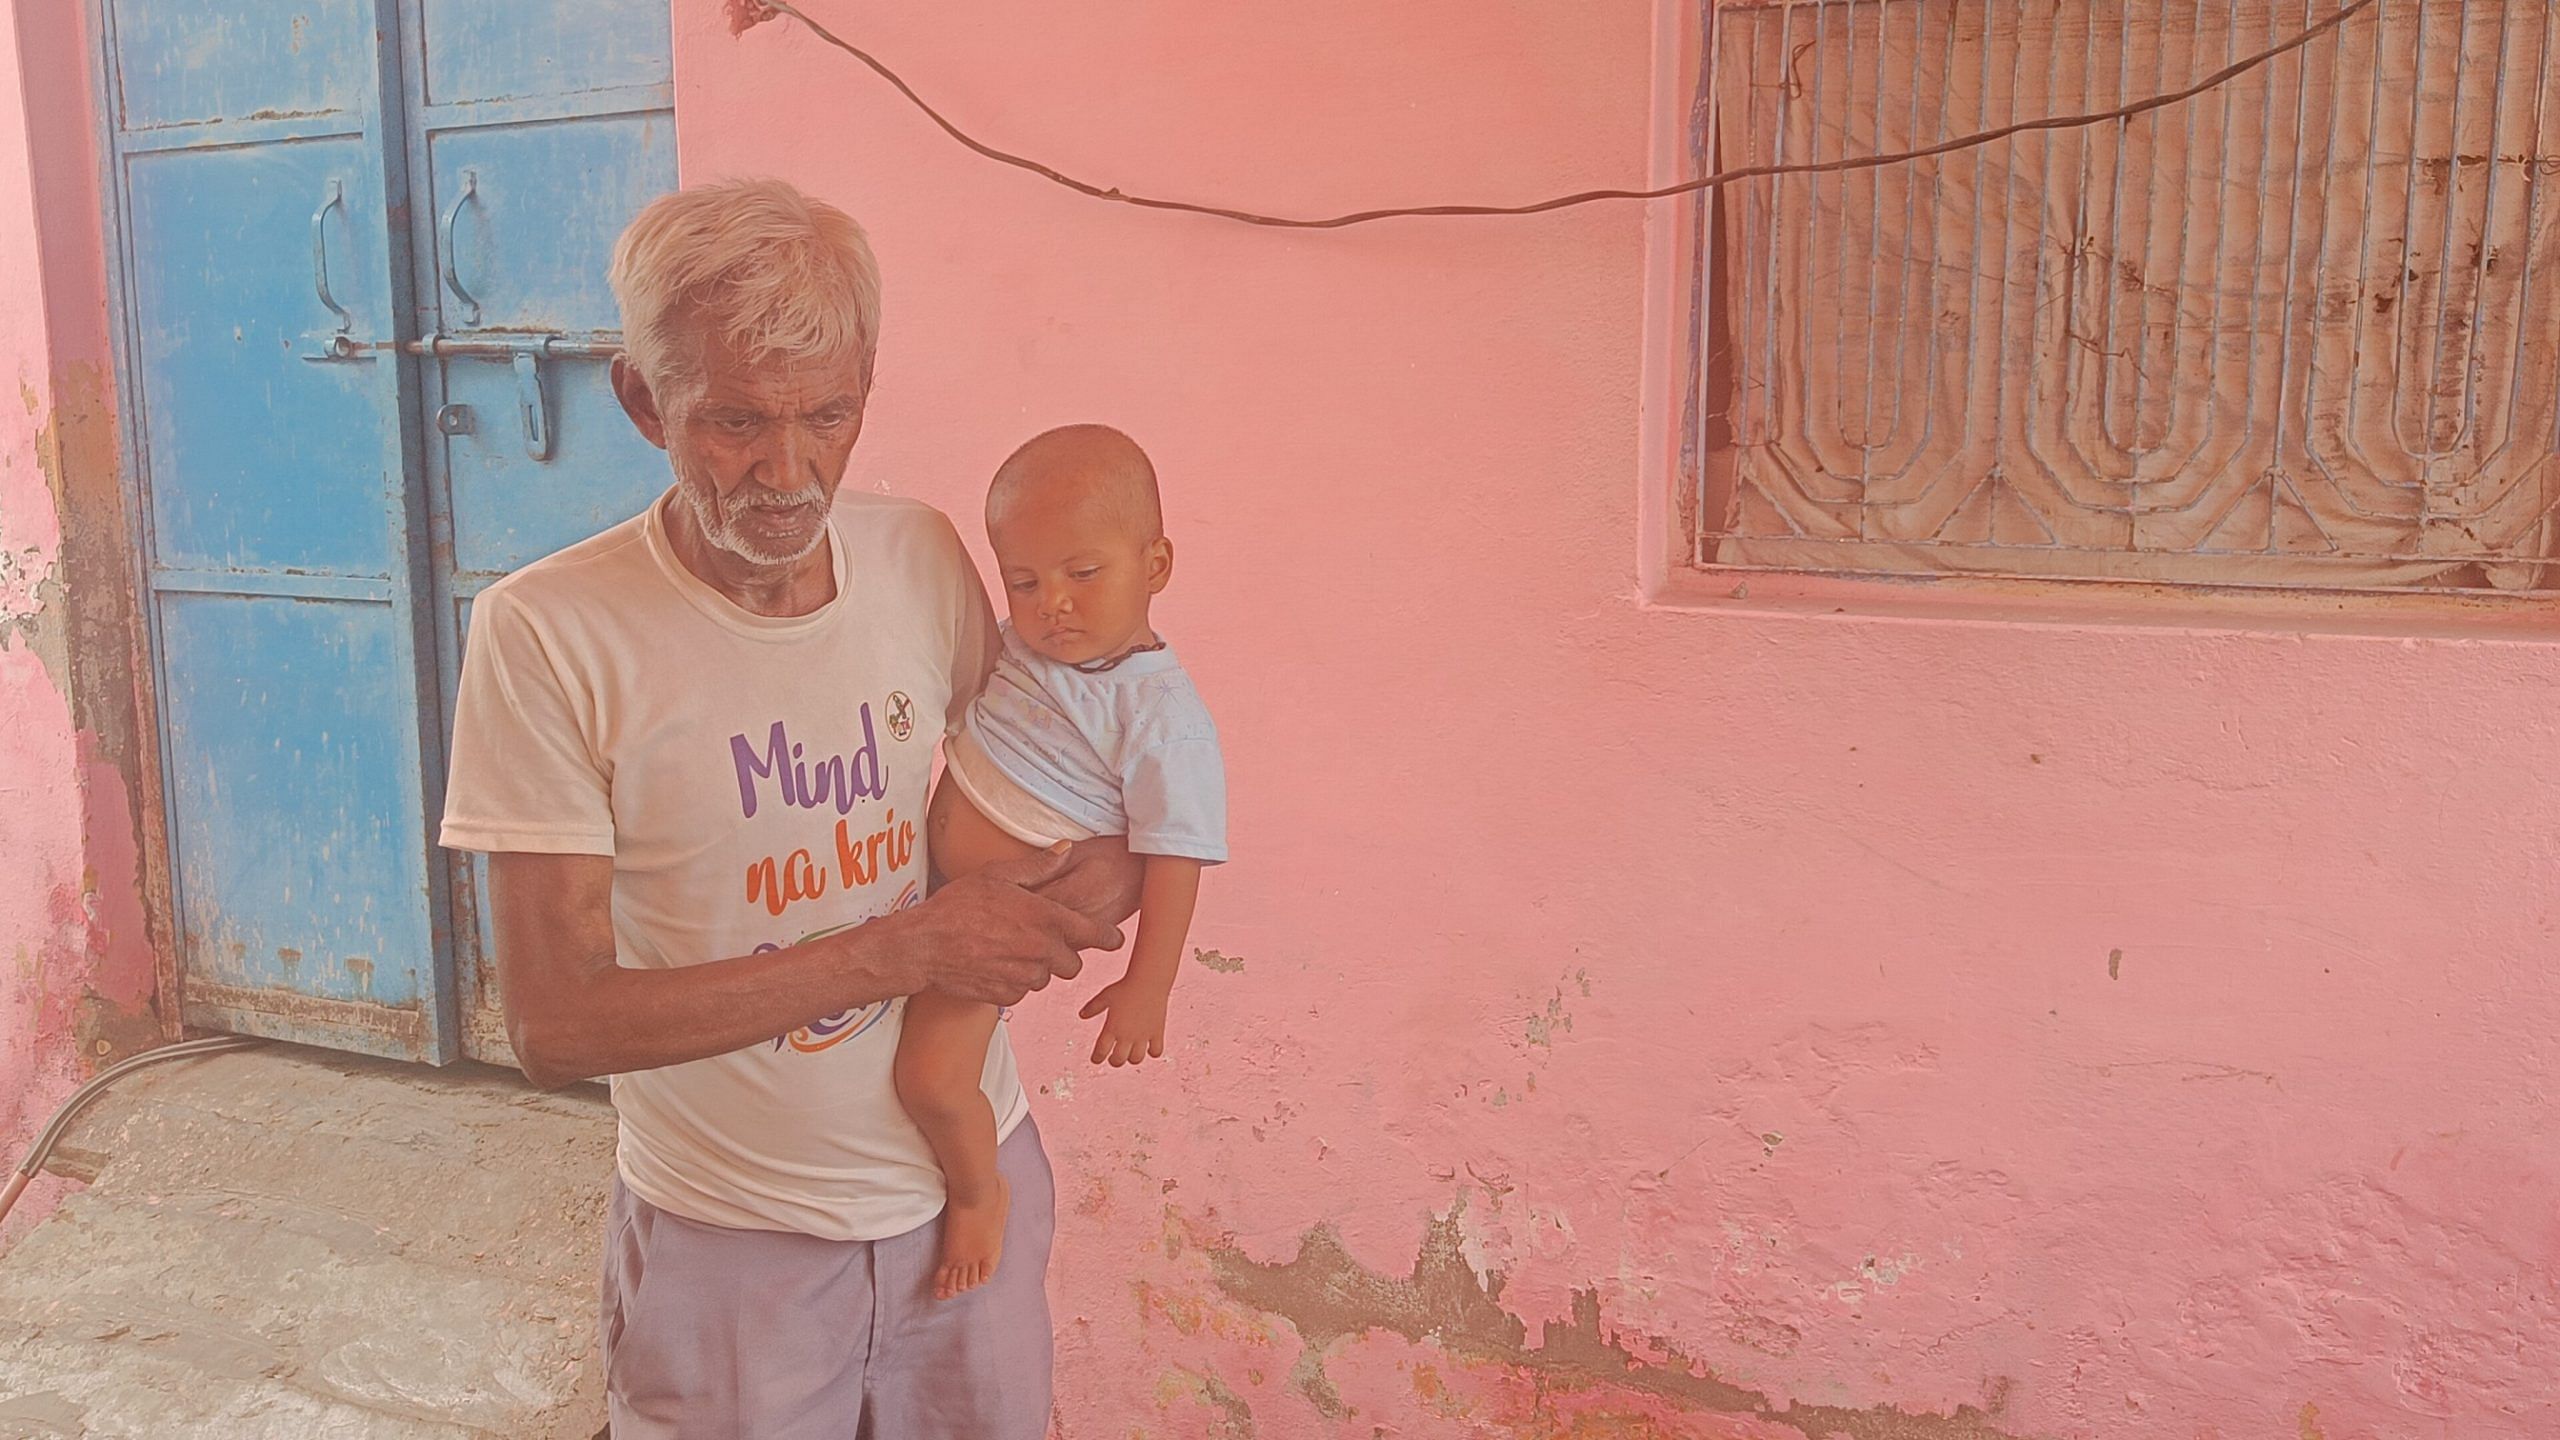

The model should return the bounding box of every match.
[899,423,1228,1299]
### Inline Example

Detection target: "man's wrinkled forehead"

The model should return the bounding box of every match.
[693,367,865,415]
[663,327,869,412]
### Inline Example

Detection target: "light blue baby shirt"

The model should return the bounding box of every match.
[960,623,1227,863]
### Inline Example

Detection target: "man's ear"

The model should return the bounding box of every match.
[611,355,670,450]
[1147,535,1174,594]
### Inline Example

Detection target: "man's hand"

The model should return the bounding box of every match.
[1031,834,1147,929]
[1078,979,1170,1067]
[894,843,1125,1006]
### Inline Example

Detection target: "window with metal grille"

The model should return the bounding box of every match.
[1688,0,2560,595]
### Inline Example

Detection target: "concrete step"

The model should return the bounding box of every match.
[0,1043,613,1439]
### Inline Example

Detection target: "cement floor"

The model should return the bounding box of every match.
[0,1042,612,1438]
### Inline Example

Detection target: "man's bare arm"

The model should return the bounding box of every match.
[490,845,1122,1089]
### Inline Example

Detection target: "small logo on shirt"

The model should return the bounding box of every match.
[885,690,915,742]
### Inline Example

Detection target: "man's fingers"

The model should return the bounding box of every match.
[1026,892,1121,955]
[992,953,1057,1005]
[977,841,1075,891]
[1063,908,1124,954]
[1078,991,1109,1020]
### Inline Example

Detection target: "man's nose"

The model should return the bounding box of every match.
[754,423,822,491]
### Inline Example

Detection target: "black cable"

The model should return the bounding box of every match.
[759,0,2379,230]
[0,1035,265,1235]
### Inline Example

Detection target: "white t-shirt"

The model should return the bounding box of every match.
[946,622,1227,862]
[439,488,1018,1241]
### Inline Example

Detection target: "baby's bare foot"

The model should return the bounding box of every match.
[933,1176,1010,1300]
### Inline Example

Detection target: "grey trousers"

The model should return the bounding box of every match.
[600,1118,1056,1439]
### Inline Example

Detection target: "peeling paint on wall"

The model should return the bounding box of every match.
[1157,1367,1257,1438]
[1202,1201,2020,1439]
[722,0,780,38]
[2,369,158,1248]
[2,0,161,1252]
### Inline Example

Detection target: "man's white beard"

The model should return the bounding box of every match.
[680,477,829,567]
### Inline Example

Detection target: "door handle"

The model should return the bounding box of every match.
[440,169,483,325]
[311,179,353,335]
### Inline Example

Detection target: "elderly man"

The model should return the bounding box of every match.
[438,177,1137,1438]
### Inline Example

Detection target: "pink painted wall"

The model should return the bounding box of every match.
[0,0,157,1251]
[680,5,2560,1436]
[1,0,2543,1430]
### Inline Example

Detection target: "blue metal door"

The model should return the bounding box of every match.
[396,0,677,1062]
[97,0,675,1062]
[103,0,448,1060]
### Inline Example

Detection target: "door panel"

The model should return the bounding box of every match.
[427,113,677,575]
[443,358,672,575]
[401,0,678,1062]
[109,0,373,131]
[419,0,673,107]
[125,142,399,575]
[106,0,457,1059]
[159,593,439,1052]
[427,115,670,334]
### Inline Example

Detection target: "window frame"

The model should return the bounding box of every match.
[1640,0,2560,633]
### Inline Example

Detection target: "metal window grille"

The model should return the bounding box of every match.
[1691,0,2560,594]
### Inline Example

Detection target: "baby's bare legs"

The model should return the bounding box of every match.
[902,777,1046,1299]
[893,991,1010,1299]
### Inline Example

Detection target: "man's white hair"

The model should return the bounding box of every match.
[608,176,882,400]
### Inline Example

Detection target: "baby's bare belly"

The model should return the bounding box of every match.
[926,775,1045,883]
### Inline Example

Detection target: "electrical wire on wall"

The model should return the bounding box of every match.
[756,0,2378,230]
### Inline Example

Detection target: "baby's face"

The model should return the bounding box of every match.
[989,493,1171,666]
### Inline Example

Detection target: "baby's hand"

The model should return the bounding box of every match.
[1077,979,1169,1067]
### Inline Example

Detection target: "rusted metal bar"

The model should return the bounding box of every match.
[305,331,624,361]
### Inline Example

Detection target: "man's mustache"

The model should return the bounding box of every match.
[722,486,826,513]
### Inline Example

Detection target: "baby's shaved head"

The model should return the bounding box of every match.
[986,424,1163,540]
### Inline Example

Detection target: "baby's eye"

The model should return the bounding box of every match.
[1007,577,1038,592]
[1069,568,1100,581]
